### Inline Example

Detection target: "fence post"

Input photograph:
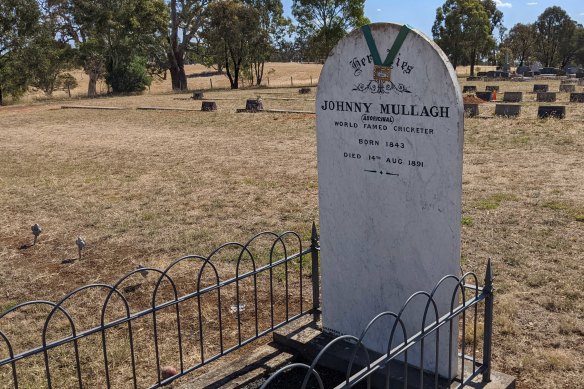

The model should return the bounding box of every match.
[482,258,493,383]
[310,222,320,322]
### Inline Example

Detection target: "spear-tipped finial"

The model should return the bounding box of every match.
[31,224,42,245]
[137,264,149,278]
[311,221,319,247]
[76,237,86,260]
[484,258,493,293]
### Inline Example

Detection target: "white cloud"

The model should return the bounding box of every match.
[526,2,537,5]
[494,0,512,8]
[580,12,584,16]
[377,8,381,11]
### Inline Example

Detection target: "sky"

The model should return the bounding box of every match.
[281,1,584,38]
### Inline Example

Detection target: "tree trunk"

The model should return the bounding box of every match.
[470,49,477,76]
[0,88,3,106]
[88,71,98,97]
[167,50,188,90]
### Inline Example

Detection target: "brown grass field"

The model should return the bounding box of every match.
[1,63,583,388]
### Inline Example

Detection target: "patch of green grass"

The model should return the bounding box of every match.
[477,193,518,210]
[461,215,474,226]
[543,200,584,222]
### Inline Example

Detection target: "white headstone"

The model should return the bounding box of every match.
[316,23,463,378]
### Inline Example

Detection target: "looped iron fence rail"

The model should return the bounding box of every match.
[0,224,493,389]
[261,260,494,389]
[0,226,321,388]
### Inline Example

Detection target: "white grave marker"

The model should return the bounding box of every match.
[317,23,463,378]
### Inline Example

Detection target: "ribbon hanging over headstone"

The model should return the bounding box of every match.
[361,24,412,81]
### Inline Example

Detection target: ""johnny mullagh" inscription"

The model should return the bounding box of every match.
[321,100,450,118]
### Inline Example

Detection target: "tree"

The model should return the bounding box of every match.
[0,0,41,105]
[201,0,263,89]
[57,73,78,97]
[29,30,76,96]
[432,0,503,75]
[534,6,576,67]
[503,23,536,67]
[167,0,208,90]
[53,0,168,95]
[292,0,369,62]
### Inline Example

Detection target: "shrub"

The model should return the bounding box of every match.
[106,56,152,93]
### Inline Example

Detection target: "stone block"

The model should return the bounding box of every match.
[537,92,557,102]
[495,104,521,117]
[569,93,584,102]
[503,92,523,102]
[476,91,492,101]
[245,99,263,112]
[464,104,479,117]
[538,106,566,119]
[201,101,217,111]
[533,84,549,93]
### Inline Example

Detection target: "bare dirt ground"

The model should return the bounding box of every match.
[1,66,583,388]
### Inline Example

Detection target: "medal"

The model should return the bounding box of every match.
[362,24,412,82]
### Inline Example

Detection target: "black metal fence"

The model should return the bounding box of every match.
[0,226,321,388]
[261,261,494,389]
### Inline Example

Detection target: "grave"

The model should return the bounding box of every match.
[299,87,312,94]
[503,91,523,102]
[201,101,217,111]
[533,84,549,93]
[523,71,534,77]
[192,91,204,100]
[464,103,479,117]
[516,65,530,75]
[540,67,558,75]
[475,91,493,101]
[538,106,566,119]
[466,76,482,81]
[245,98,264,112]
[495,104,521,117]
[463,85,477,93]
[317,22,463,379]
[486,85,499,92]
[569,93,584,102]
[559,84,576,93]
[537,92,557,102]
[560,79,576,85]
[577,72,584,79]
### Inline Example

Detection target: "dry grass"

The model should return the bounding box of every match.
[1,66,583,388]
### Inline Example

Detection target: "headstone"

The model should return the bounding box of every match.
[577,72,584,79]
[495,104,521,117]
[503,92,523,102]
[569,93,584,102]
[541,67,558,75]
[537,92,557,102]
[299,87,312,94]
[486,71,496,78]
[477,71,488,77]
[475,91,492,101]
[523,71,534,77]
[192,91,204,100]
[538,106,566,119]
[466,76,482,81]
[464,104,479,117]
[560,79,576,85]
[559,84,576,93]
[516,65,530,75]
[201,101,217,111]
[317,23,462,379]
[245,98,264,112]
[533,84,549,93]
[463,85,477,93]
[485,85,499,92]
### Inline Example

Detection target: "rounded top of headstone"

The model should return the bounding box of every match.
[317,22,462,123]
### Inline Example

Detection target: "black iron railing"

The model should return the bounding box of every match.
[261,260,494,389]
[0,226,321,388]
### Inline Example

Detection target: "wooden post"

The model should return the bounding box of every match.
[291,76,293,87]
[210,78,213,89]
